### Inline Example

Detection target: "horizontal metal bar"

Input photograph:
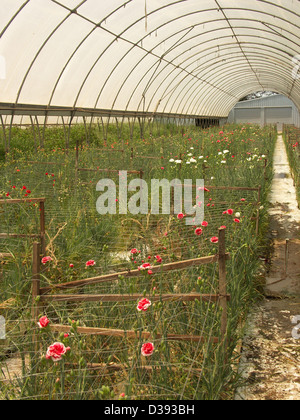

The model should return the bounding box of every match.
[0,103,224,120]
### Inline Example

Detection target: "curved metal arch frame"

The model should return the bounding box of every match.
[71,19,237,111]
[182,49,299,115]
[149,50,295,116]
[116,35,294,118]
[91,16,296,116]
[7,1,298,107]
[87,3,300,112]
[14,0,89,104]
[47,13,293,116]
[175,62,292,117]
[131,39,298,118]
[0,0,30,39]
[0,0,299,121]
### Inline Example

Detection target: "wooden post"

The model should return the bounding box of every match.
[256,185,262,236]
[39,201,46,256]
[170,187,175,216]
[218,228,227,343]
[32,242,41,352]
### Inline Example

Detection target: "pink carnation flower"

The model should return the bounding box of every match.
[86,260,96,267]
[137,298,152,312]
[41,256,52,265]
[210,237,219,244]
[195,228,203,236]
[45,342,70,362]
[138,263,152,271]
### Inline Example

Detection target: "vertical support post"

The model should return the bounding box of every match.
[0,115,7,156]
[256,185,262,236]
[218,228,227,343]
[170,187,175,216]
[139,169,144,193]
[264,158,268,180]
[32,242,41,352]
[29,115,38,153]
[75,140,79,182]
[35,116,43,149]
[39,201,46,256]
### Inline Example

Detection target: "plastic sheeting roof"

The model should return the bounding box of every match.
[0,0,299,118]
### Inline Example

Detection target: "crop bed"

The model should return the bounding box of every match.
[0,123,276,400]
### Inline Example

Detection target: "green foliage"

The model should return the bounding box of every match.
[283,125,300,206]
[0,122,277,400]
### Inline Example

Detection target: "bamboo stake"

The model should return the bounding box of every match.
[0,253,12,259]
[40,293,230,304]
[50,324,220,344]
[39,200,46,256]
[32,242,41,353]
[0,198,46,204]
[40,254,229,294]
[65,362,202,376]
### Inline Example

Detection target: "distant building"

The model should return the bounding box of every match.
[228,94,300,130]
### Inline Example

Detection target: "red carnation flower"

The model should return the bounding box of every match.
[86,260,96,267]
[155,255,162,264]
[137,298,152,312]
[38,316,50,329]
[41,256,52,264]
[141,342,154,357]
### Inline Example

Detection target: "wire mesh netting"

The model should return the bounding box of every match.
[0,123,277,400]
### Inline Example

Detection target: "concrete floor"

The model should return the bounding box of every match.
[236,134,300,400]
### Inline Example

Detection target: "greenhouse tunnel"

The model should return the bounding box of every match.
[0,0,299,146]
[1,0,300,402]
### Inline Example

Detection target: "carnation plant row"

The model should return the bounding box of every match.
[0,123,276,400]
[283,124,300,206]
